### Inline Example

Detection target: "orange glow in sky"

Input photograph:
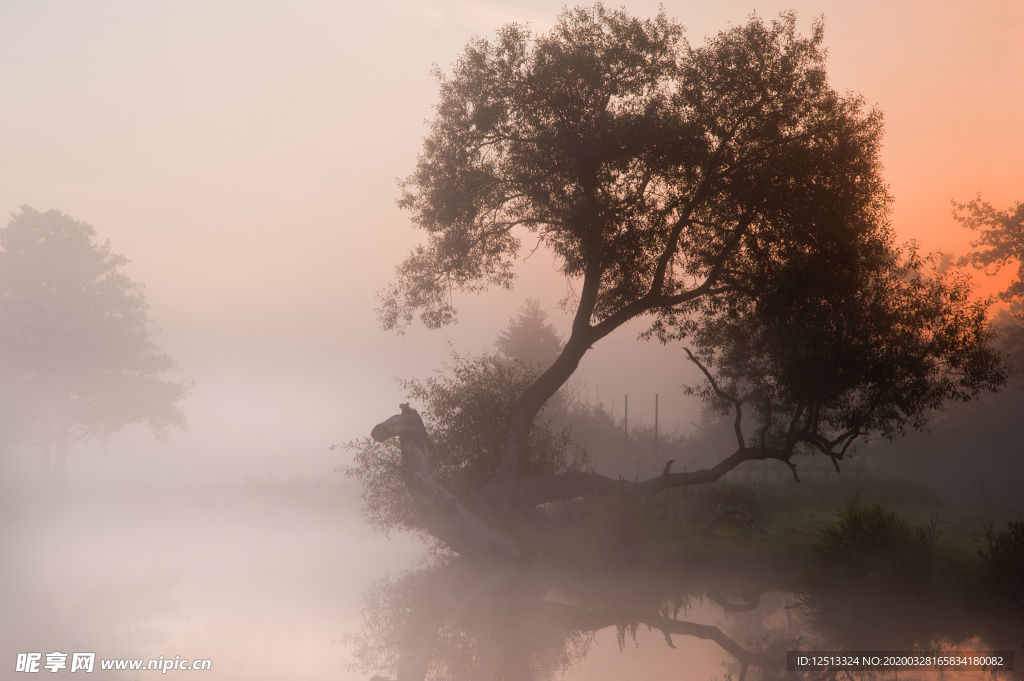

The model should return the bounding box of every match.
[0,0,1021,466]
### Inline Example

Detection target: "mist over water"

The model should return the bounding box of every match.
[2,1,1023,680]
[0,480,425,680]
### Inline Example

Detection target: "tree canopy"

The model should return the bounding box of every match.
[381,6,893,479]
[682,246,1006,475]
[367,5,1008,558]
[0,207,191,478]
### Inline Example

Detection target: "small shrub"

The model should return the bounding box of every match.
[810,494,939,589]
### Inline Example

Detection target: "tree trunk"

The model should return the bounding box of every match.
[373,407,802,558]
[479,446,799,513]
[372,405,523,558]
[499,333,592,481]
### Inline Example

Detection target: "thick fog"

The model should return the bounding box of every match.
[2,0,1021,483]
[1,1,1023,679]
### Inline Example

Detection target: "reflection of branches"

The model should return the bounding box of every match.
[347,556,781,681]
[532,601,773,679]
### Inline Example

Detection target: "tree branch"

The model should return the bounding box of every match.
[534,601,774,668]
[684,348,744,449]
[372,405,523,558]
[480,444,797,510]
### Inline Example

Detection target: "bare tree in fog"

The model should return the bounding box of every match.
[0,207,191,480]
[368,7,1006,556]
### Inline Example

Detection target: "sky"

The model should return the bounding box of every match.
[1,0,1022,482]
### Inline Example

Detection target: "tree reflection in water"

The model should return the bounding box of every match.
[346,552,1023,681]
[345,554,786,681]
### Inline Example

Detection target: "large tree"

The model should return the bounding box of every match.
[370,7,1006,557]
[381,7,892,480]
[0,207,191,480]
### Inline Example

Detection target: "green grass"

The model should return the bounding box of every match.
[546,476,1022,591]
[806,494,940,592]
[540,476,1024,653]
[663,476,1019,555]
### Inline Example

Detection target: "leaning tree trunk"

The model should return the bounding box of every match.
[371,405,808,558]
[371,404,523,558]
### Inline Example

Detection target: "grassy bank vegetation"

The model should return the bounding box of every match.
[542,475,1023,610]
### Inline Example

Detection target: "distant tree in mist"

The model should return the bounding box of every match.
[955,194,1024,369]
[870,194,1024,509]
[956,194,1024,319]
[0,207,191,480]
[494,299,564,369]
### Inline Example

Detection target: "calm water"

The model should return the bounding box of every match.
[0,482,421,680]
[2,484,1018,680]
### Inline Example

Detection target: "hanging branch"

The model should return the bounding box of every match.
[684,348,745,449]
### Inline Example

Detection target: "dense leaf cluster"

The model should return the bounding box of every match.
[381,7,890,338]
[684,247,1008,462]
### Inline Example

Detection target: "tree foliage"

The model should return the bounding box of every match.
[0,207,191,477]
[955,194,1024,318]
[379,5,896,478]
[364,5,1008,559]
[683,247,1008,469]
[383,6,889,333]
[345,351,586,536]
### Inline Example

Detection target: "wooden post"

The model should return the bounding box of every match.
[654,393,659,462]
[624,394,628,461]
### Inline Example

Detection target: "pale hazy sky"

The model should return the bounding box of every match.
[1,0,1021,481]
